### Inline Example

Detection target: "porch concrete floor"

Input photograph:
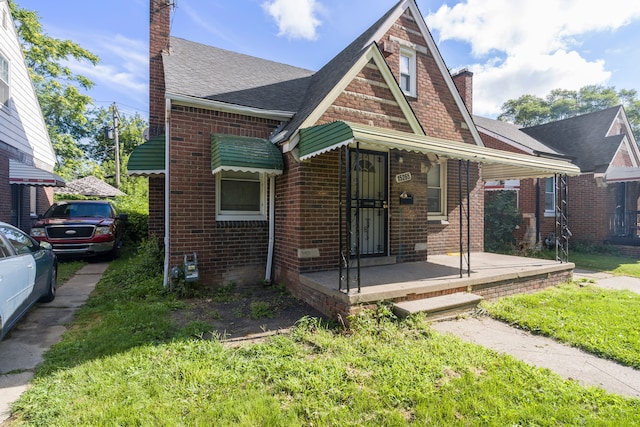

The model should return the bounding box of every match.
[299,252,574,305]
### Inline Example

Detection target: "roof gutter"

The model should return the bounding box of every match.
[166,92,296,121]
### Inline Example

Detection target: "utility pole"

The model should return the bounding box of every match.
[112,103,120,189]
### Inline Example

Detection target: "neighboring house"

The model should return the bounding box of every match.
[55,176,125,198]
[132,0,579,319]
[0,0,64,232]
[476,106,640,254]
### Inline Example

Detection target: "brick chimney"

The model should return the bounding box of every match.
[452,68,473,114]
[149,0,171,138]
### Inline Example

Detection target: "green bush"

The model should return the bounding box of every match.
[484,190,522,252]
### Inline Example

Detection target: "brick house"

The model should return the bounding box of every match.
[132,0,579,319]
[476,106,640,254]
[0,0,64,232]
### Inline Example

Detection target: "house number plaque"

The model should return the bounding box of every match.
[395,172,412,183]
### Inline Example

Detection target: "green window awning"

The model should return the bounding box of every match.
[298,121,581,180]
[211,134,283,175]
[127,136,165,176]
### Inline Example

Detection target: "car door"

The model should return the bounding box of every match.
[0,233,33,330]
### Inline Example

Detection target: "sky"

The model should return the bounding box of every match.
[12,0,640,119]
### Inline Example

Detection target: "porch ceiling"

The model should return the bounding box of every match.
[298,121,581,180]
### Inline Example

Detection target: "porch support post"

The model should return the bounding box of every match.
[339,146,344,291]
[355,141,361,293]
[466,160,471,277]
[346,146,351,292]
[459,160,463,278]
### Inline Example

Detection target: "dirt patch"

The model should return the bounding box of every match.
[170,283,328,341]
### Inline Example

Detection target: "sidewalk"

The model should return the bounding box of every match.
[0,262,109,424]
[432,270,640,399]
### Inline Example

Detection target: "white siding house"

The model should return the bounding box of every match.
[0,0,63,230]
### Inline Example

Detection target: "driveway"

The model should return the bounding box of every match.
[0,262,109,424]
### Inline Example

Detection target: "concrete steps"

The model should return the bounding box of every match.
[392,292,483,321]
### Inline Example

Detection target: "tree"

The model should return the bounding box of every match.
[498,85,640,140]
[10,1,99,179]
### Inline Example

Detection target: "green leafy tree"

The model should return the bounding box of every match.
[10,0,99,179]
[498,85,640,139]
[499,94,550,127]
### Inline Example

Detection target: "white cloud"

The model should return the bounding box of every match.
[66,34,148,99]
[262,0,322,40]
[426,0,640,116]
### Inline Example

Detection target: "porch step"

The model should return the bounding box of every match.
[392,292,483,321]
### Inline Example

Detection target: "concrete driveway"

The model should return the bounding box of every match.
[0,262,108,424]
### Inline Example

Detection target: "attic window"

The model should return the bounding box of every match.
[0,53,8,108]
[399,48,416,97]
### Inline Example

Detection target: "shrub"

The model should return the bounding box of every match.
[484,190,521,253]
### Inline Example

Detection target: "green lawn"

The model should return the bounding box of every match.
[9,248,640,425]
[483,282,640,369]
[568,251,640,277]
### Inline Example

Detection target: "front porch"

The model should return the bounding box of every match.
[298,252,574,320]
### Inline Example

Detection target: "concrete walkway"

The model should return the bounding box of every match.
[0,262,109,424]
[432,270,640,399]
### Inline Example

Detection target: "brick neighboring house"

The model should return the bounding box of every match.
[476,106,640,254]
[0,0,64,232]
[132,0,579,319]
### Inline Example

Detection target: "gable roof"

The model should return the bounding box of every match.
[473,115,563,157]
[521,106,625,173]
[276,1,406,141]
[163,37,314,115]
[277,0,484,147]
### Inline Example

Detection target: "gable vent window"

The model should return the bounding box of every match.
[399,48,416,97]
[0,53,8,108]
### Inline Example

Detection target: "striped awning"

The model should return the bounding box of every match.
[127,136,166,176]
[9,160,65,187]
[211,134,283,175]
[298,121,580,180]
[604,167,640,183]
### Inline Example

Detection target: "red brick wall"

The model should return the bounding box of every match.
[452,69,473,114]
[166,105,281,286]
[148,0,170,240]
[381,11,476,145]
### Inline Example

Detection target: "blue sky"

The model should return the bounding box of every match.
[13,0,640,119]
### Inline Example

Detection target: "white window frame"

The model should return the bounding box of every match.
[399,48,416,97]
[428,162,447,219]
[216,170,267,221]
[0,51,9,109]
[544,176,556,217]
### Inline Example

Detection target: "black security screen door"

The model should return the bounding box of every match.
[350,150,388,256]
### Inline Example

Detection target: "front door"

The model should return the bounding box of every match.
[350,150,388,256]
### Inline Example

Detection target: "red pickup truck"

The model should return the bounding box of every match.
[30,200,127,258]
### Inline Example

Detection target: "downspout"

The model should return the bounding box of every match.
[265,175,275,283]
[162,98,171,288]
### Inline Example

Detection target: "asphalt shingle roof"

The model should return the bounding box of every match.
[473,115,561,156]
[162,1,405,139]
[163,37,314,113]
[279,0,405,138]
[521,106,623,173]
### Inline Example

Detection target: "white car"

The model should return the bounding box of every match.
[0,222,57,341]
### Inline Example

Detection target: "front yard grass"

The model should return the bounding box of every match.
[9,248,640,425]
[483,282,640,369]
